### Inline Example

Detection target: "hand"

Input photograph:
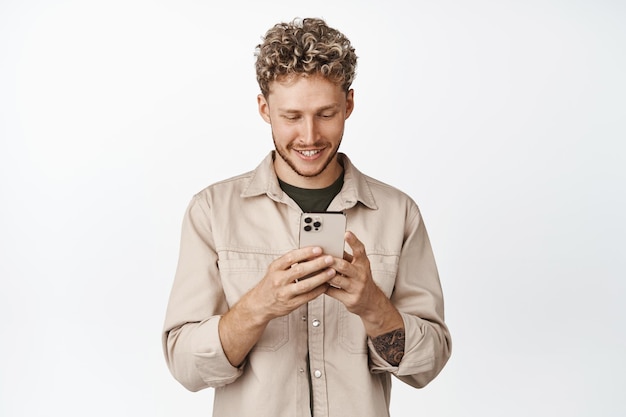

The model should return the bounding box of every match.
[219,246,336,366]
[245,246,337,323]
[325,232,403,337]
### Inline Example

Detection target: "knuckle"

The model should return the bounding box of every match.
[270,256,285,271]
[282,252,297,265]
[276,287,292,303]
[271,274,283,287]
[291,263,305,277]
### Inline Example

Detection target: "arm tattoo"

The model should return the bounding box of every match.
[372,328,405,366]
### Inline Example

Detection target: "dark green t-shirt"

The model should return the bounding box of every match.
[278,172,344,212]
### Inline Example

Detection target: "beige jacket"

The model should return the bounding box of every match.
[163,152,451,417]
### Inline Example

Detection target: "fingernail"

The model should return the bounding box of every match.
[327,268,336,277]
[312,247,322,255]
[325,256,333,264]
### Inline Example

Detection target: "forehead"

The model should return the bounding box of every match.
[266,74,346,110]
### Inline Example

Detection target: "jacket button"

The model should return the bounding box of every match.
[312,319,321,327]
[314,370,322,378]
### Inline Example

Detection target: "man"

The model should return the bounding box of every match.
[163,17,451,417]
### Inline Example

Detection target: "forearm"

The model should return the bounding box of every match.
[360,288,405,365]
[359,284,404,335]
[218,293,271,367]
[371,328,405,366]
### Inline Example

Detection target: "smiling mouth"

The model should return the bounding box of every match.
[297,149,322,157]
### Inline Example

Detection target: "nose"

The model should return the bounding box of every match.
[301,117,320,145]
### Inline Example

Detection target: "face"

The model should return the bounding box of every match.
[258,75,354,188]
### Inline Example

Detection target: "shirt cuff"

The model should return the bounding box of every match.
[367,338,399,373]
[368,313,438,376]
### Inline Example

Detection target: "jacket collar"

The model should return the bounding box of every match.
[241,151,378,210]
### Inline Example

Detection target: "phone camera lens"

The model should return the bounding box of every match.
[304,217,313,224]
[304,225,312,232]
[313,221,321,228]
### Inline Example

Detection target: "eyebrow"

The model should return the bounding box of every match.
[278,104,340,113]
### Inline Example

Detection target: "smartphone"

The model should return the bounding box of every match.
[298,212,346,258]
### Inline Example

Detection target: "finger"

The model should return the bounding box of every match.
[325,285,348,302]
[288,255,335,282]
[290,281,331,306]
[328,274,349,290]
[330,258,355,280]
[345,231,367,259]
[293,268,336,292]
[271,246,323,271]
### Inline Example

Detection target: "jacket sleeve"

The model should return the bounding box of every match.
[368,203,452,387]
[162,194,243,391]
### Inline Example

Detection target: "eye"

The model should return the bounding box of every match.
[320,112,337,119]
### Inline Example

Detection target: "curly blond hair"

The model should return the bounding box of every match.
[255,18,357,96]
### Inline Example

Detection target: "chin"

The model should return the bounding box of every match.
[293,155,336,177]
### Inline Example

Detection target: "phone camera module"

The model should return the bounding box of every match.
[303,215,323,232]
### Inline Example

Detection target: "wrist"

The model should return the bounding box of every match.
[235,289,274,327]
[361,290,404,338]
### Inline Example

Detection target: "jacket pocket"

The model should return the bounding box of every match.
[217,258,289,351]
[370,261,398,298]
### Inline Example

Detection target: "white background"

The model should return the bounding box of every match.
[1,0,625,416]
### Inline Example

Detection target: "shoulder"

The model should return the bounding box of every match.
[340,153,419,211]
[355,166,420,209]
[367,174,422,220]
[197,170,255,195]
[192,152,275,204]
[187,169,256,212]
[364,174,413,201]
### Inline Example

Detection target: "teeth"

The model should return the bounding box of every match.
[300,150,320,157]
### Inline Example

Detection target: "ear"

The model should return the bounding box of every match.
[345,89,355,120]
[257,94,271,124]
